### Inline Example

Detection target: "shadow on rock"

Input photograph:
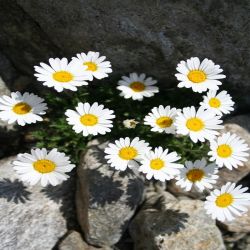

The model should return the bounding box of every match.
[0,178,31,203]
[125,177,144,210]
[86,168,124,207]
[152,209,189,236]
[41,171,79,231]
[87,144,107,165]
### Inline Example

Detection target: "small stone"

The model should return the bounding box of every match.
[0,156,76,250]
[129,191,225,250]
[76,139,144,247]
[59,231,112,250]
[219,209,250,233]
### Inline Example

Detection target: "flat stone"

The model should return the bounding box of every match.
[76,139,144,247]
[129,191,225,250]
[220,210,250,233]
[59,231,112,250]
[0,156,77,250]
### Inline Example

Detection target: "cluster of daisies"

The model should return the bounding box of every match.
[0,53,249,223]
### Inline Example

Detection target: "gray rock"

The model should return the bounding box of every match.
[220,209,250,233]
[225,114,250,132]
[0,76,10,96]
[76,139,144,247]
[129,191,225,250]
[0,1,249,108]
[166,179,205,199]
[59,231,112,250]
[0,156,77,250]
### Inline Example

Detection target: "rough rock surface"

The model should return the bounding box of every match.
[59,231,112,250]
[0,1,249,109]
[220,210,250,233]
[0,156,77,250]
[129,191,225,250]
[76,140,144,247]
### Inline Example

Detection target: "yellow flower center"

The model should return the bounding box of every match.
[217,144,232,158]
[187,70,206,83]
[80,114,98,126]
[130,82,145,92]
[119,147,138,160]
[84,62,98,71]
[156,116,173,128]
[209,97,221,108]
[53,71,73,82]
[186,118,204,131]
[215,193,234,208]
[33,159,56,173]
[150,158,165,170]
[12,102,31,115]
[186,169,204,182]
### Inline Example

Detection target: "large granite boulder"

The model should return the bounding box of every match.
[129,191,225,250]
[76,139,144,247]
[0,1,249,109]
[0,156,77,250]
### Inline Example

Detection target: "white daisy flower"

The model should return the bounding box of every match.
[208,132,249,170]
[139,146,183,181]
[123,119,139,129]
[72,51,112,80]
[12,148,75,187]
[34,57,92,92]
[144,105,180,134]
[176,158,218,192]
[117,73,159,101]
[204,182,250,222]
[0,92,47,126]
[104,137,151,171]
[175,57,226,93]
[200,90,235,115]
[175,106,223,143]
[65,102,115,137]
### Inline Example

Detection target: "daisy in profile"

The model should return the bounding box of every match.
[208,132,249,170]
[175,57,226,93]
[144,105,180,134]
[200,90,235,115]
[204,182,250,222]
[13,148,75,186]
[123,119,139,129]
[139,147,183,181]
[72,51,112,80]
[117,73,159,101]
[175,106,223,143]
[65,102,115,136]
[0,92,47,126]
[34,57,92,92]
[176,158,218,192]
[104,137,151,171]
